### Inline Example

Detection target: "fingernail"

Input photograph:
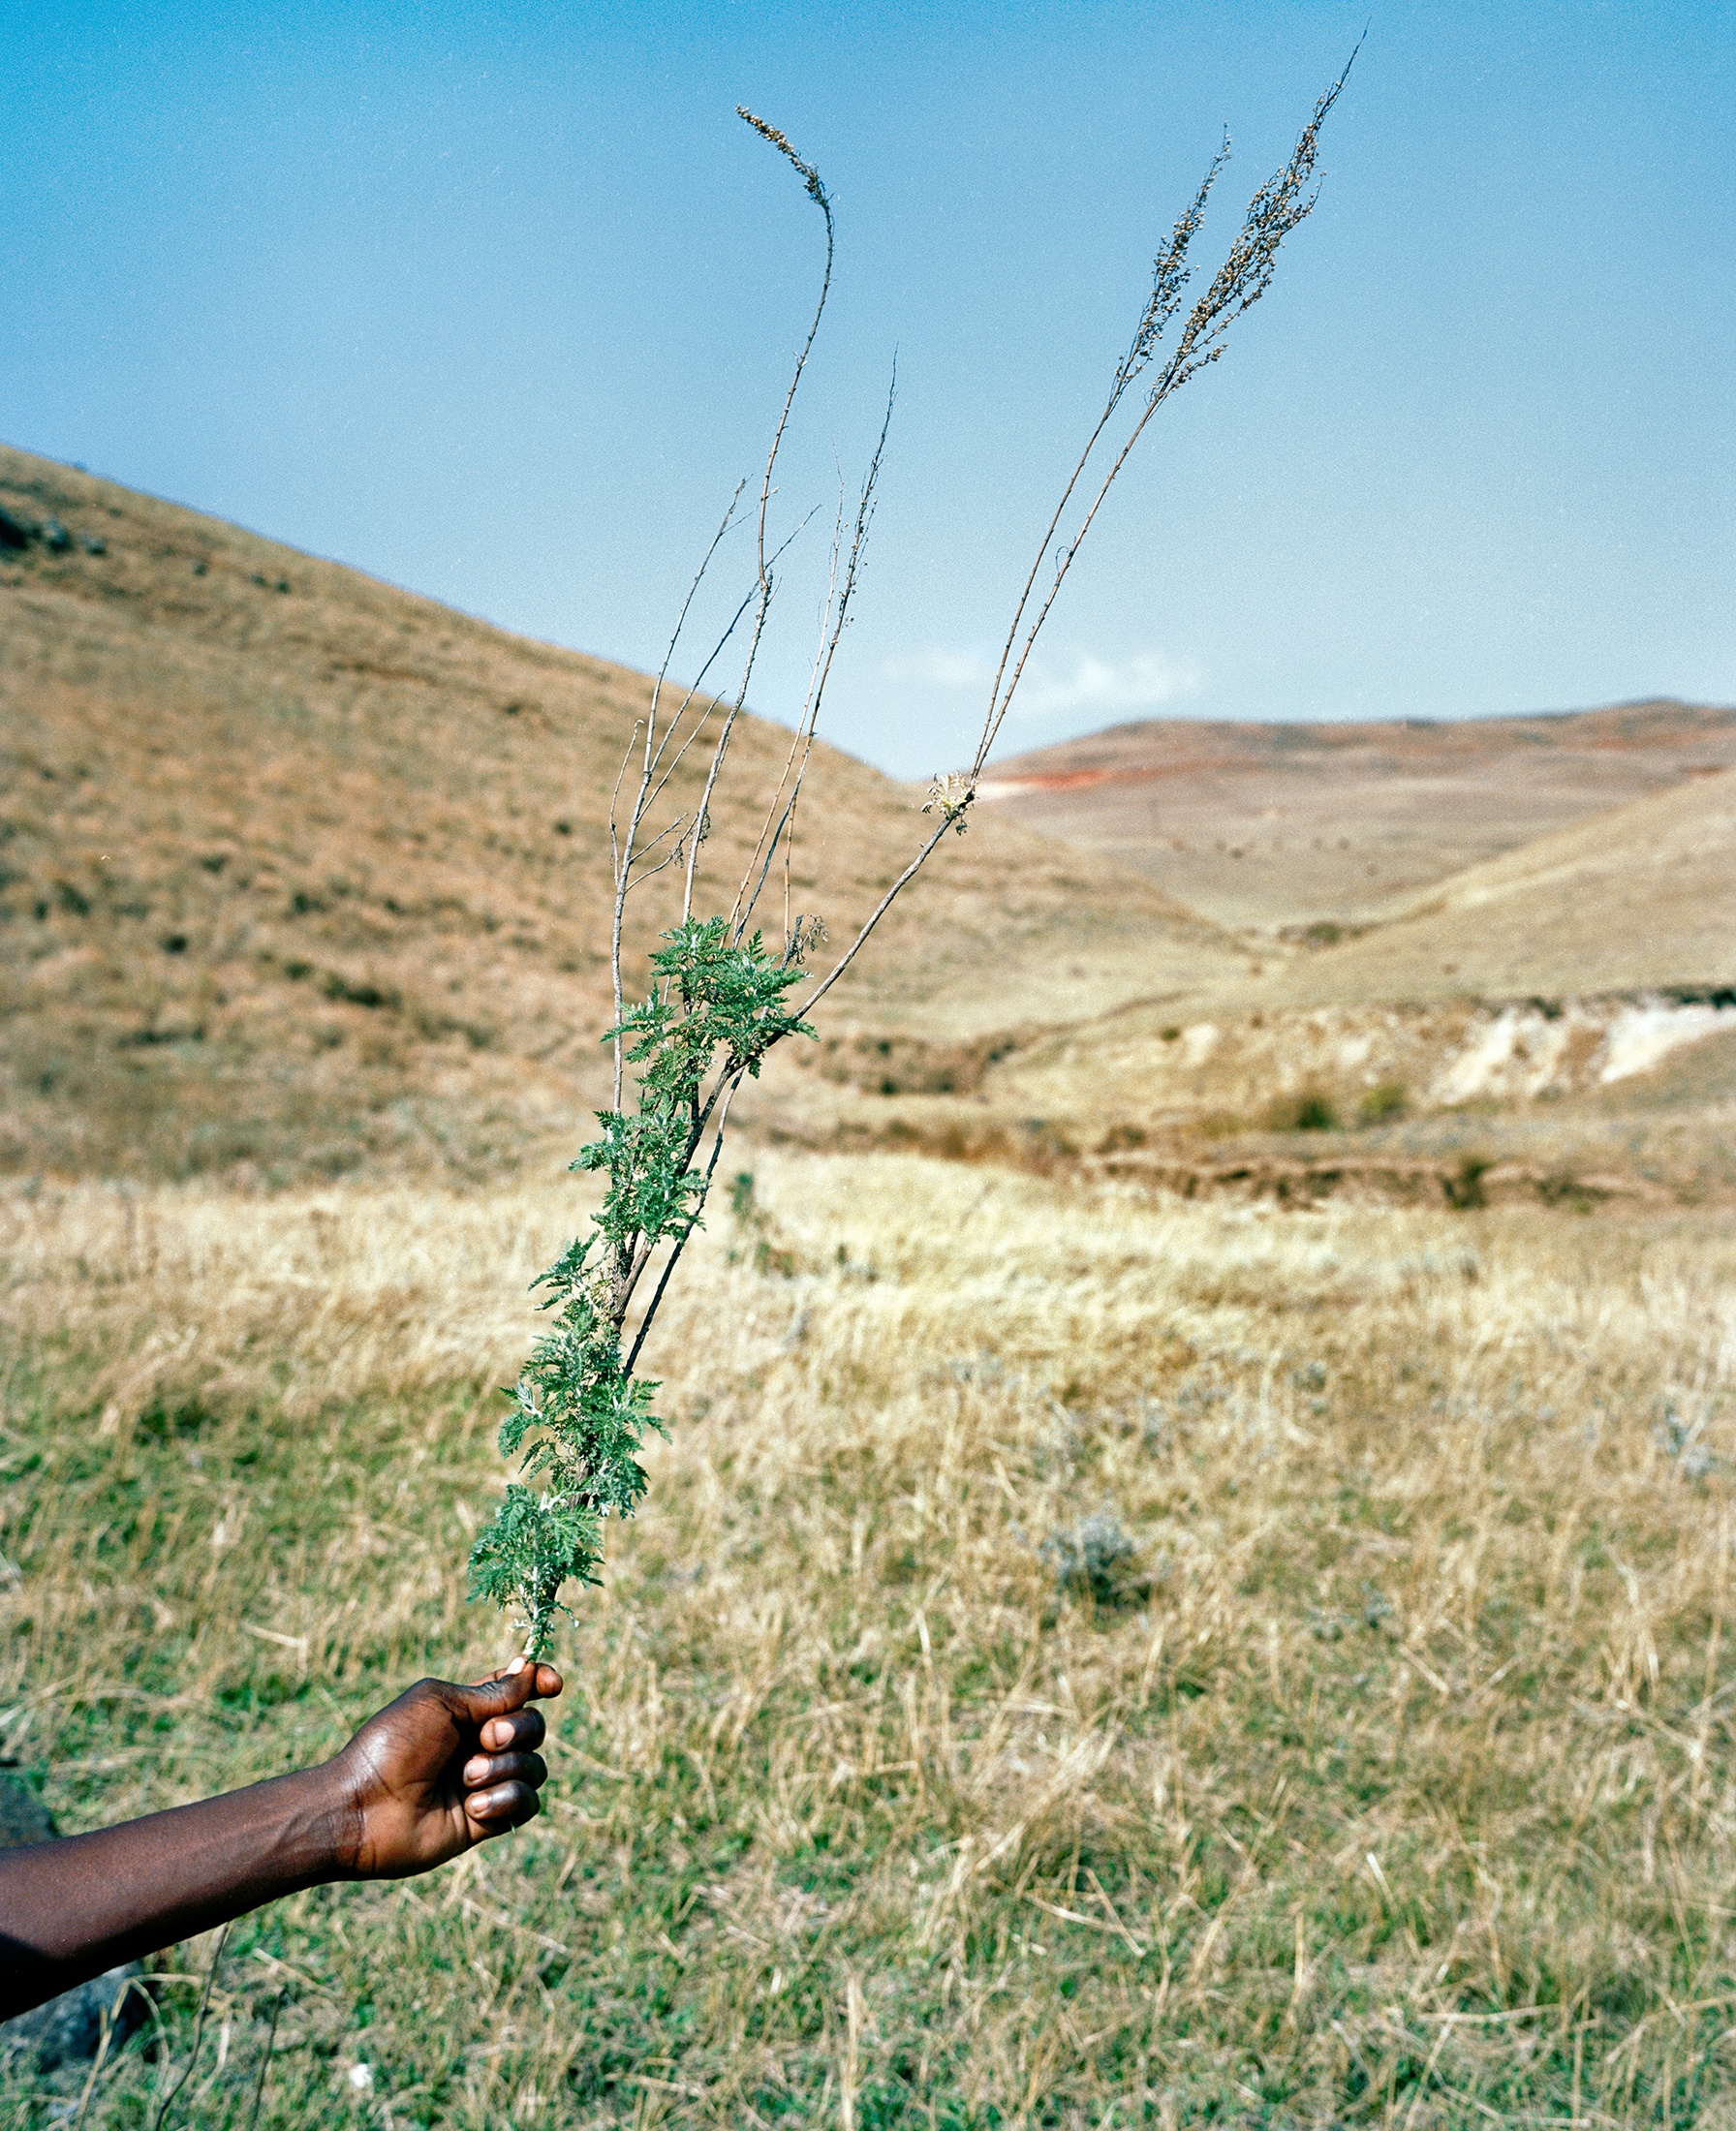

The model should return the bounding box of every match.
[507,1656,526,1675]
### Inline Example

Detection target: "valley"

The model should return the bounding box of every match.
[5,445,1736,2127]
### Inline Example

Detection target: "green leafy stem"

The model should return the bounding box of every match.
[466,917,812,1656]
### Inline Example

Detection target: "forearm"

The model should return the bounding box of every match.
[0,1661,561,2020]
[0,1764,353,2017]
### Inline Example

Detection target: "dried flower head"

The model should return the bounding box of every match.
[735,108,829,213]
[922,772,975,833]
[788,914,829,965]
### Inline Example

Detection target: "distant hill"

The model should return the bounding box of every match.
[942,761,1736,1204]
[1262,765,1736,1008]
[0,446,1236,1182]
[978,704,1736,931]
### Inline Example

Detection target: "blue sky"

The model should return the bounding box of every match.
[4,2,1732,777]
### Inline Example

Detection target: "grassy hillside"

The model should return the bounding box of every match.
[901,760,1736,1207]
[0,446,1238,1183]
[11,444,1730,1205]
[766,758,1736,1203]
[1256,766,1736,1009]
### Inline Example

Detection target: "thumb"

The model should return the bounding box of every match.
[450,1659,564,1723]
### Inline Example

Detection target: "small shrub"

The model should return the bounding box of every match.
[1358,1079,1408,1123]
[136,1393,221,1443]
[727,1169,796,1274]
[1445,1154,1492,1209]
[1041,1510,1149,1606]
[1269,1089,1339,1131]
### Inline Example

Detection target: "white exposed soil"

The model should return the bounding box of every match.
[1597,999,1736,1083]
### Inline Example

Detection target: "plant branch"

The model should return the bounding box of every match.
[679,113,835,926]
[474,61,1353,1659]
[610,490,746,1105]
[734,363,896,946]
[623,1069,746,1374]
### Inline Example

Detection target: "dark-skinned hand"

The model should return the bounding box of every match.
[331,1657,564,1875]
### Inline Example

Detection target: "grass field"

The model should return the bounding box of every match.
[5,1155,1736,2126]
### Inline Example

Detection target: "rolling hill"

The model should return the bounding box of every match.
[946,761,1736,1203]
[978,704,1736,930]
[0,445,1237,1182]
[7,442,1730,1199]
[1260,764,1736,1008]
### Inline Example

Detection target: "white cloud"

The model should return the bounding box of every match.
[881,645,1201,719]
[880,645,995,691]
[1016,650,1202,717]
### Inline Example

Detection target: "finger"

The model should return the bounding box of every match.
[480,1708,545,1755]
[461,1750,547,1793]
[467,1781,542,1833]
[480,1657,564,1701]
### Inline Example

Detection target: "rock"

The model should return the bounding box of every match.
[0,506,35,550]
[3,1968,144,2072]
[79,534,108,556]
[0,1774,52,1848]
[0,1772,147,2072]
[40,518,73,553]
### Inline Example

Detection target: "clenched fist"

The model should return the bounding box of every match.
[330,1659,563,1876]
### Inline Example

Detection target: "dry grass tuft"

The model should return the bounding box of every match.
[5,1157,1736,2122]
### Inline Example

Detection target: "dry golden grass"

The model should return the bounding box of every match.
[6,1155,1736,2123]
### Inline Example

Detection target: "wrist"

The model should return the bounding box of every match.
[275,1759,364,1885]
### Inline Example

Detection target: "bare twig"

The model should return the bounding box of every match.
[149,1923,230,2131]
[639,507,822,814]
[734,363,897,950]
[68,1974,146,2130]
[799,811,961,1017]
[609,486,744,1107]
[975,140,1227,764]
[244,1992,283,2131]
[624,1069,746,1374]
[678,111,836,928]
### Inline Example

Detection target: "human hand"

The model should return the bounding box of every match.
[326,1658,563,1879]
